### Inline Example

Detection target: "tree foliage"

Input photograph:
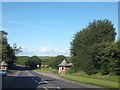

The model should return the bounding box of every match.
[48,55,66,69]
[70,19,119,75]
[13,43,22,56]
[16,56,29,66]
[0,31,16,68]
[0,30,22,68]
[100,41,120,75]
[26,56,41,69]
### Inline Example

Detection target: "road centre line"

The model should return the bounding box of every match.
[26,71,30,77]
[25,71,46,85]
[26,71,60,89]
[26,71,39,84]
[26,71,35,76]
[44,81,50,84]
[43,86,49,90]
[31,71,51,84]
[34,79,40,84]
[26,71,51,85]
[56,87,61,89]
[43,86,61,90]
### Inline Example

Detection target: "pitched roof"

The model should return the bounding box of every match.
[58,59,72,67]
[0,61,7,66]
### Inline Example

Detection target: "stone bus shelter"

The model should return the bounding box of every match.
[58,59,72,74]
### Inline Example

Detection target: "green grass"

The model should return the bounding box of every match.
[33,68,58,73]
[74,71,119,82]
[61,74,119,88]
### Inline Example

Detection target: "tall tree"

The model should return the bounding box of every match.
[100,41,120,75]
[71,19,117,75]
[0,31,16,68]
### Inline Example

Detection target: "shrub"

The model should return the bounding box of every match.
[68,67,77,74]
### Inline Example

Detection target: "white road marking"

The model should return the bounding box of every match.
[43,86,61,90]
[43,86,49,90]
[26,71,35,76]
[26,70,51,85]
[56,87,61,89]
[20,71,61,90]
[34,79,40,84]
[26,71,40,84]
[44,81,50,84]
[40,79,51,84]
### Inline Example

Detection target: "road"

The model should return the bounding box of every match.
[2,66,107,90]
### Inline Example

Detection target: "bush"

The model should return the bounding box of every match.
[100,61,110,75]
[101,68,109,75]
[85,68,97,75]
[68,67,77,74]
[115,68,120,75]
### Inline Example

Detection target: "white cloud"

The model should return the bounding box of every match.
[39,46,70,55]
[39,46,52,53]
[19,45,70,56]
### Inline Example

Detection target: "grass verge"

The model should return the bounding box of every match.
[74,71,119,82]
[61,74,119,88]
[33,68,58,73]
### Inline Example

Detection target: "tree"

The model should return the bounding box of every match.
[12,43,22,56]
[26,56,41,69]
[115,41,120,75]
[100,41,120,75]
[0,31,16,68]
[70,19,117,75]
[0,30,22,68]
[16,56,29,66]
[49,55,66,69]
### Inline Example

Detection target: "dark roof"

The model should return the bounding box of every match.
[58,59,72,67]
[0,61,7,66]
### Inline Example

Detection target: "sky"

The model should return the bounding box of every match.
[1,2,118,56]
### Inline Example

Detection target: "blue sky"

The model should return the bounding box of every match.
[2,2,118,56]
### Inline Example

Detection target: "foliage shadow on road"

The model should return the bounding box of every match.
[10,65,31,71]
